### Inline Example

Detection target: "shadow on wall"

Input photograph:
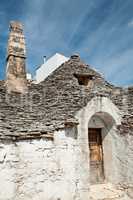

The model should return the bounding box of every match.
[88,112,116,139]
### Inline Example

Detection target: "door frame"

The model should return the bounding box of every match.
[88,128,105,184]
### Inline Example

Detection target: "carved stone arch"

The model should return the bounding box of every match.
[75,96,122,187]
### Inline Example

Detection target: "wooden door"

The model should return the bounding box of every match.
[88,128,104,184]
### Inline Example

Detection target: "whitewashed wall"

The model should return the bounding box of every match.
[0,128,85,200]
[76,96,133,186]
[36,53,69,83]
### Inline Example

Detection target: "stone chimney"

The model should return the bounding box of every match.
[70,54,80,61]
[6,21,27,93]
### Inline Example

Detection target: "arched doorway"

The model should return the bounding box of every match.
[75,96,121,188]
[88,112,115,184]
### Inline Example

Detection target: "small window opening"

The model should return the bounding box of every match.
[74,73,94,86]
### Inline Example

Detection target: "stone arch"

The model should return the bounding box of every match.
[88,111,115,129]
[76,96,121,127]
[75,96,121,186]
[88,111,117,184]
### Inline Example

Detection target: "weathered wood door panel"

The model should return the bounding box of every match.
[89,128,104,184]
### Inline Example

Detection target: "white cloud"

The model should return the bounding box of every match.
[128,19,133,27]
[11,0,133,86]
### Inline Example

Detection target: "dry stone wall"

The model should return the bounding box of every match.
[0,56,133,138]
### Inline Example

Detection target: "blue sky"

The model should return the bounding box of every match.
[0,0,133,86]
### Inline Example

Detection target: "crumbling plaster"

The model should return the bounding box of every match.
[0,129,82,200]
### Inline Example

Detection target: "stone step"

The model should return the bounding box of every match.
[89,183,130,200]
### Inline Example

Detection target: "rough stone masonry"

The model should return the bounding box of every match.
[6,21,27,93]
[0,21,133,200]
